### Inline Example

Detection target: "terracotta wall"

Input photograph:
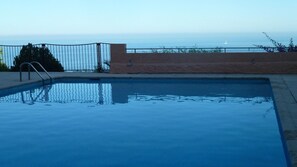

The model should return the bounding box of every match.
[110,44,297,74]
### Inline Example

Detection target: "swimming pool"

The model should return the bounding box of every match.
[0,78,289,167]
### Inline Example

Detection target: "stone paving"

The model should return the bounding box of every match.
[0,72,297,166]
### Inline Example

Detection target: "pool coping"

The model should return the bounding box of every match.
[1,72,297,167]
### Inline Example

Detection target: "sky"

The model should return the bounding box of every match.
[0,0,296,35]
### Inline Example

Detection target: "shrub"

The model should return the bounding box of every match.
[94,61,110,73]
[95,64,104,73]
[11,44,64,72]
[151,46,222,53]
[256,32,297,52]
[0,62,9,71]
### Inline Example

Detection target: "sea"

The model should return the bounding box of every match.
[1,32,297,48]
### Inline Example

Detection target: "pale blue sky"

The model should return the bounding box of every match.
[0,0,296,35]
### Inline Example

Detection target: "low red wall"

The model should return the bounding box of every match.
[110,44,297,74]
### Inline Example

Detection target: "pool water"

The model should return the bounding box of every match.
[0,78,289,167]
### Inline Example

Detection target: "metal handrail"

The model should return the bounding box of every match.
[19,62,52,83]
[30,61,53,81]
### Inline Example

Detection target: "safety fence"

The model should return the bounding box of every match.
[0,43,110,72]
[126,46,280,53]
[0,44,290,72]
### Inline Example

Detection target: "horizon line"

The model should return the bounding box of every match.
[1,31,297,37]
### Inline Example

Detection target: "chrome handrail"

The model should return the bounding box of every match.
[19,62,53,83]
[30,61,53,81]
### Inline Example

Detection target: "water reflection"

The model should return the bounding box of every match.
[20,85,52,105]
[0,79,273,106]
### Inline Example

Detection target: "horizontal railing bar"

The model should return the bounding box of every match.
[126,46,281,53]
[0,42,110,47]
[36,43,98,46]
[127,47,279,50]
[0,45,24,47]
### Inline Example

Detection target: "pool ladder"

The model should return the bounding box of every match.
[19,61,53,83]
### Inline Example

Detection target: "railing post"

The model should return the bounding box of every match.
[41,44,46,66]
[98,83,104,105]
[0,47,3,63]
[28,64,31,80]
[20,68,22,82]
[96,43,101,70]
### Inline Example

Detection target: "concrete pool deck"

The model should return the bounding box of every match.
[1,72,297,166]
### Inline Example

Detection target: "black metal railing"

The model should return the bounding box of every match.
[126,46,280,53]
[99,43,111,71]
[0,44,23,68]
[0,43,111,72]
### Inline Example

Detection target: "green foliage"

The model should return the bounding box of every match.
[151,46,222,53]
[188,47,222,53]
[0,62,9,71]
[288,38,297,52]
[256,32,297,52]
[94,61,110,73]
[104,60,110,67]
[95,65,104,73]
[11,43,64,72]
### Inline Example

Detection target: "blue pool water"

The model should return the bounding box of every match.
[0,78,289,167]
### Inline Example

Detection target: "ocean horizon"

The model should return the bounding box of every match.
[1,32,297,48]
